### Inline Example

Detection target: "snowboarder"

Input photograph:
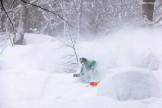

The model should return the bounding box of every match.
[73,57,100,84]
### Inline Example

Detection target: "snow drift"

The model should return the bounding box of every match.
[97,70,160,101]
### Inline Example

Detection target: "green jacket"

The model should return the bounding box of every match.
[80,60,96,74]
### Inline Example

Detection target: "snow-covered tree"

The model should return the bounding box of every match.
[1,0,162,38]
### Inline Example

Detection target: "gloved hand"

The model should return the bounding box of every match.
[86,66,90,70]
[73,74,80,77]
[81,73,84,75]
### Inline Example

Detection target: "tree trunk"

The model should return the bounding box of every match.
[142,0,156,22]
[1,14,6,32]
[75,0,83,37]
[14,0,29,45]
[0,0,7,32]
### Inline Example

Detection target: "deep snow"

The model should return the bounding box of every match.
[98,71,160,101]
[0,27,162,108]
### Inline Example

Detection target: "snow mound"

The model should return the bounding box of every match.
[97,71,160,101]
[1,42,70,73]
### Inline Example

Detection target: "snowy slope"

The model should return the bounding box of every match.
[0,28,162,108]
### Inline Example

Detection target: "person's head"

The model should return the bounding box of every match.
[79,58,88,64]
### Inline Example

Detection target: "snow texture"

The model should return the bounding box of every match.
[98,70,160,101]
[0,27,162,108]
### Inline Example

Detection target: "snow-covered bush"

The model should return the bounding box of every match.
[97,71,160,101]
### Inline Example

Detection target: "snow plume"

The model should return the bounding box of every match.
[2,28,162,74]
[80,27,162,72]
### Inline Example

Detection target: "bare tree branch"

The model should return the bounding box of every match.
[154,2,162,12]
[19,0,73,27]
[0,0,15,29]
[154,15,162,24]
[69,35,79,66]
[40,0,57,7]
